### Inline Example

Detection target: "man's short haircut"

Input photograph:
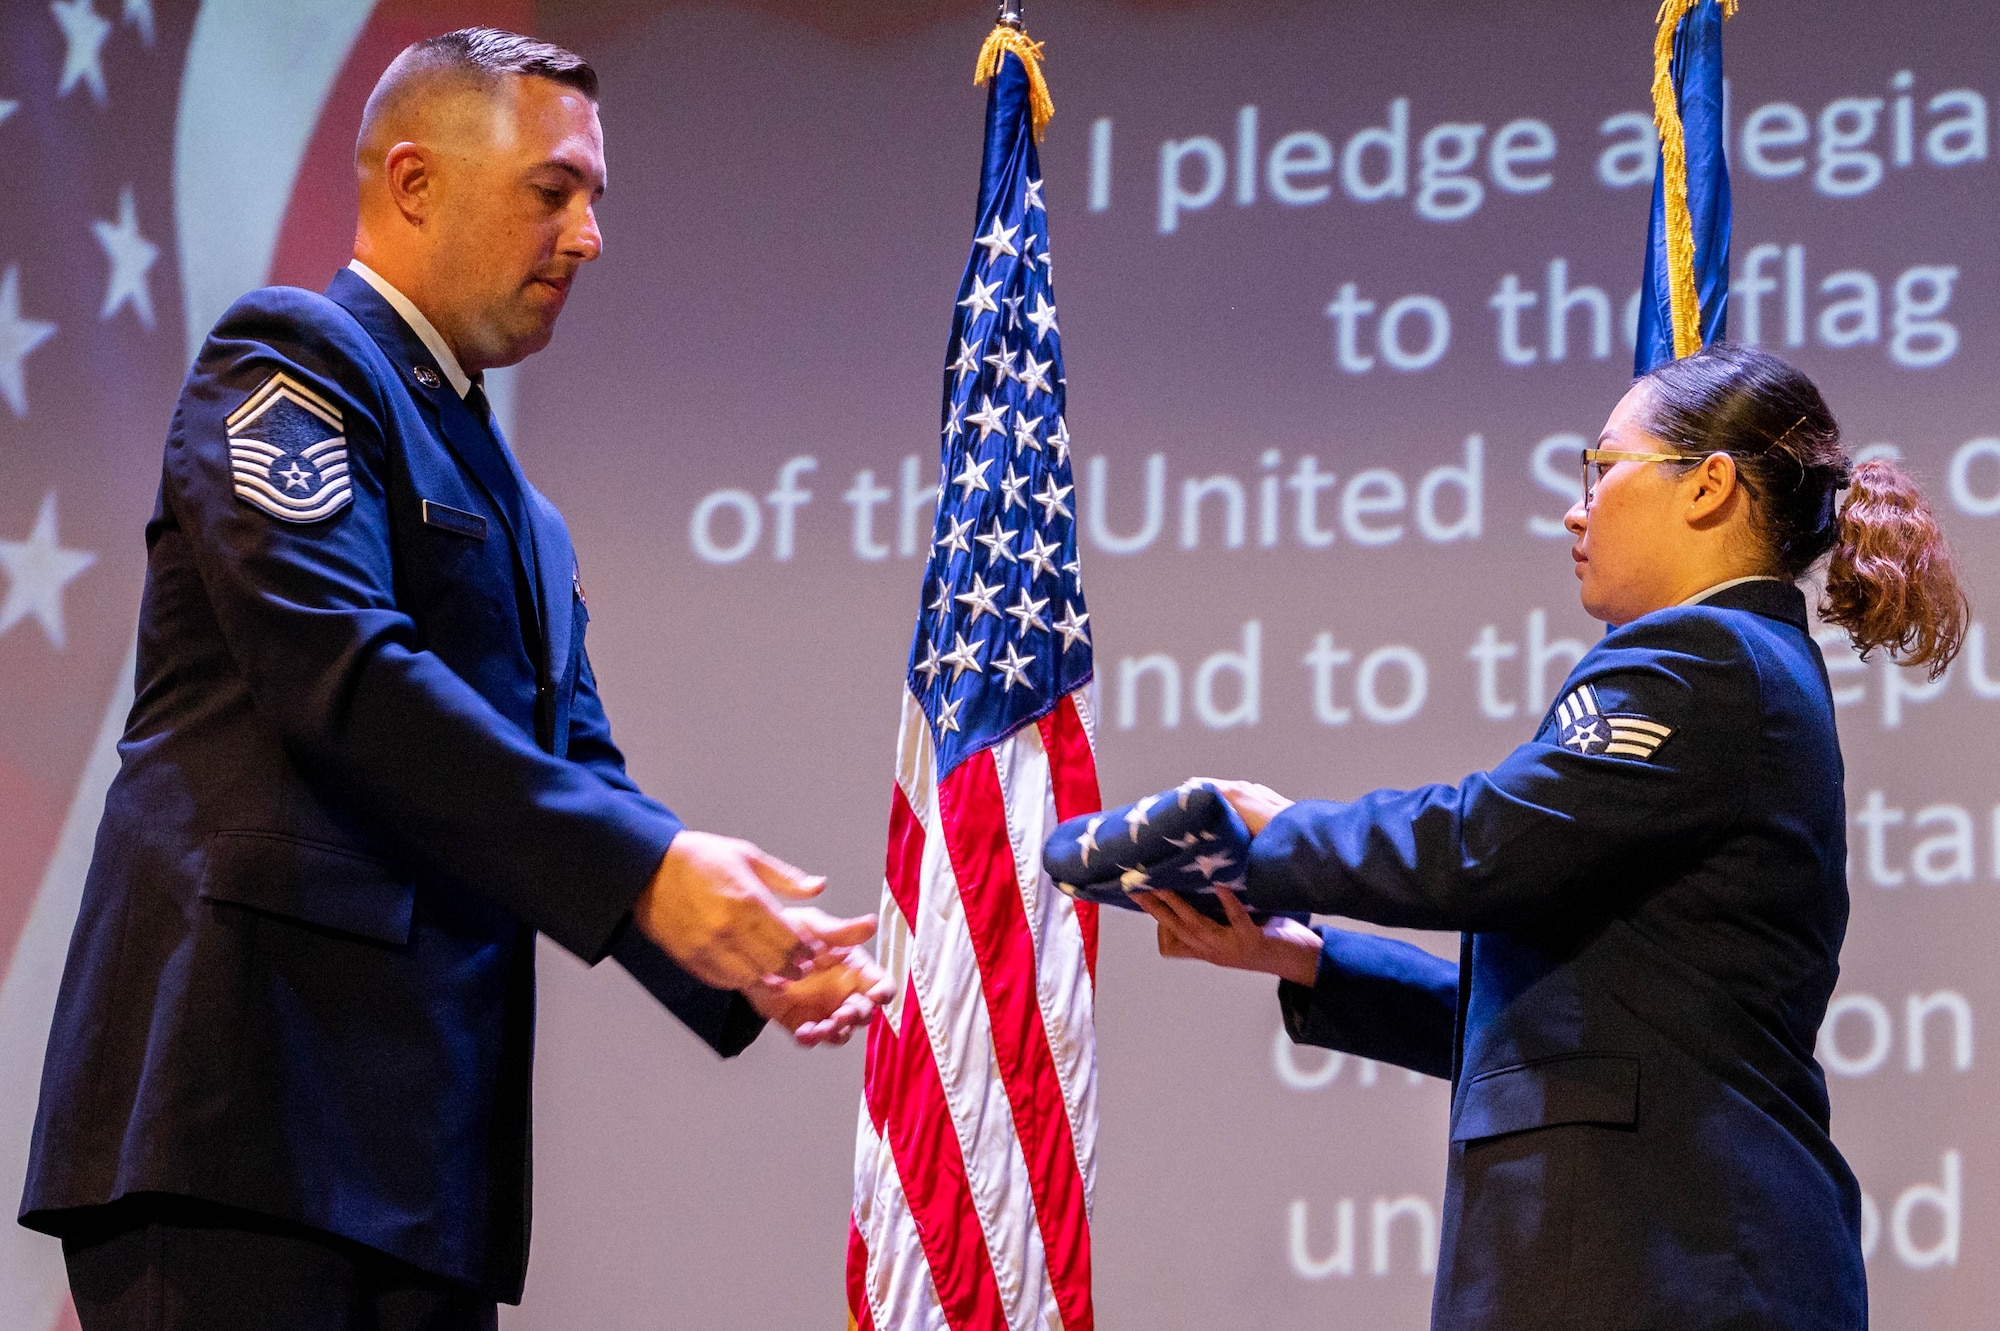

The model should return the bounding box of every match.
[404,27,597,101]
[357,27,597,165]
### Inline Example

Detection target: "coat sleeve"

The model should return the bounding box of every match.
[1246,610,1755,933]
[1277,927,1458,1079]
[168,291,671,963]
[569,646,765,1056]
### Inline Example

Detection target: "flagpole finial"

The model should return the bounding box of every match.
[976,8,1054,140]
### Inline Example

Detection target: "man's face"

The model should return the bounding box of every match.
[427,75,605,371]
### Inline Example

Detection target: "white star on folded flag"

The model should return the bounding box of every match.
[1124,793,1160,837]
[998,466,1029,512]
[954,572,1003,621]
[1006,588,1048,635]
[936,513,972,556]
[948,335,981,383]
[975,518,1018,565]
[983,341,1018,384]
[958,273,1000,318]
[1053,601,1090,650]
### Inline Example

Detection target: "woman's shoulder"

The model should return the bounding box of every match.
[1544,605,1775,747]
[1600,588,1812,666]
[1572,596,1826,736]
[1580,604,1761,683]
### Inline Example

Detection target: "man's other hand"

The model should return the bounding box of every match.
[634,831,825,990]
[748,920,894,1047]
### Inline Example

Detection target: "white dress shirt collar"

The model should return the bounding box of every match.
[1679,574,1784,607]
[346,260,473,399]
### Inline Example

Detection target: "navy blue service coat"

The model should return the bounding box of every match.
[20,269,759,1302]
[1248,579,1867,1330]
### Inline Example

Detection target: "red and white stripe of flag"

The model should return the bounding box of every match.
[847,687,1102,1331]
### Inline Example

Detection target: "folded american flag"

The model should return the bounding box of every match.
[1045,780,1259,922]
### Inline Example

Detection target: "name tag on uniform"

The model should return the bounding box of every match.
[421,500,487,541]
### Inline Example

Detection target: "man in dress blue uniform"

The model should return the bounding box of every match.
[18,29,887,1330]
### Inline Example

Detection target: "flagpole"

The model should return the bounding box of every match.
[997,0,1024,29]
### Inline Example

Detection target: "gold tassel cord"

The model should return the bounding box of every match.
[975,23,1054,141]
[1651,0,1737,359]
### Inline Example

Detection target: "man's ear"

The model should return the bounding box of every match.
[1684,451,1740,526]
[382,141,432,225]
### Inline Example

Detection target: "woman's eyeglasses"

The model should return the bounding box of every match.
[1580,448,1689,511]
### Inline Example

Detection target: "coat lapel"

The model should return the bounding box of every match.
[325,269,544,647]
[526,488,575,695]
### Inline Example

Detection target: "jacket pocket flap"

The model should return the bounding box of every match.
[199,832,414,946]
[1451,1053,1640,1143]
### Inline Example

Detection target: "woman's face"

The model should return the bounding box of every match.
[1563,383,1702,626]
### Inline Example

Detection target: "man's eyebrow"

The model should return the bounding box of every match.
[532,158,606,196]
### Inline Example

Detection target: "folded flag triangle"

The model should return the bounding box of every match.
[1046,780,1302,924]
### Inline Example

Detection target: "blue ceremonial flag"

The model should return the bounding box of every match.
[1635,0,1734,374]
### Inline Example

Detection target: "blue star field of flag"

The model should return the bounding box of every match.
[910,51,1089,779]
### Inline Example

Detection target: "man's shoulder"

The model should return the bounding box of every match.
[188,283,401,427]
[207,284,378,362]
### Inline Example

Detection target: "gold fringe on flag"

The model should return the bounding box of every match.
[975,23,1054,141]
[1651,0,1737,359]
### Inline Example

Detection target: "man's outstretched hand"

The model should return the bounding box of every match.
[635,831,831,991]
[747,907,894,1047]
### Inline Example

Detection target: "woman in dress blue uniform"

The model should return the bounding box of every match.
[1138,344,1968,1330]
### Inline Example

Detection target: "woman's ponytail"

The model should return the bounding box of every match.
[1638,345,1970,678]
[1820,457,1968,679]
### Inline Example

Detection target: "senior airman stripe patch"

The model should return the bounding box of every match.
[1555,684,1674,760]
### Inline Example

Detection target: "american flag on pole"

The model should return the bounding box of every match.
[847,23,1102,1331]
